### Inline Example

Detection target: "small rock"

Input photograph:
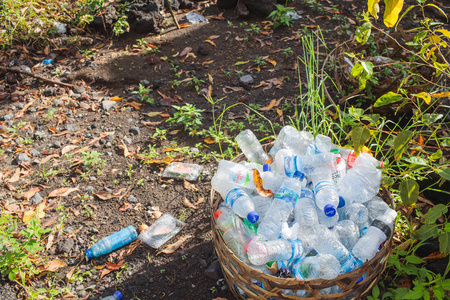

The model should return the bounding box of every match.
[30,192,44,204]
[73,86,86,94]
[57,238,75,254]
[3,113,14,121]
[199,258,208,268]
[102,100,117,111]
[124,137,132,144]
[53,99,64,107]
[84,186,95,194]
[140,79,150,86]
[43,87,55,97]
[128,195,138,203]
[71,93,81,100]
[129,127,140,135]
[91,228,99,234]
[66,124,80,132]
[53,141,62,148]
[204,259,222,280]
[105,142,112,148]
[99,138,106,145]
[34,130,46,139]
[239,75,254,85]
[30,149,41,157]
[15,153,30,165]
[106,134,115,142]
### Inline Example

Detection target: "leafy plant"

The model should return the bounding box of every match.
[186,76,206,92]
[132,84,154,104]
[166,104,205,135]
[268,4,295,29]
[81,150,106,169]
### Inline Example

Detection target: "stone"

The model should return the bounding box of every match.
[73,86,86,94]
[53,99,64,107]
[30,149,41,157]
[128,195,138,203]
[129,127,140,135]
[85,186,95,194]
[3,113,14,121]
[57,238,75,254]
[15,153,30,165]
[43,87,55,96]
[66,124,80,132]
[53,141,62,148]
[30,192,44,204]
[239,75,254,85]
[140,79,150,86]
[102,100,117,111]
[106,134,115,142]
[204,259,222,280]
[34,130,46,139]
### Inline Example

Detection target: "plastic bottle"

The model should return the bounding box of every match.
[331,150,347,186]
[214,160,256,190]
[212,167,259,223]
[338,153,382,204]
[85,226,137,260]
[257,178,302,240]
[316,205,339,228]
[293,188,319,227]
[331,220,360,251]
[269,125,298,156]
[250,195,272,220]
[314,134,332,154]
[101,291,123,300]
[260,171,285,192]
[236,129,269,165]
[352,209,397,263]
[282,130,314,156]
[292,254,341,280]
[339,202,369,233]
[245,236,305,266]
[366,196,390,223]
[311,172,339,217]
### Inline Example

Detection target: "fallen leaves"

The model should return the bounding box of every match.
[157,235,192,255]
[183,196,198,210]
[204,40,217,47]
[259,98,284,111]
[251,169,273,198]
[223,86,245,93]
[45,259,66,272]
[100,261,125,278]
[48,187,79,198]
[14,186,42,200]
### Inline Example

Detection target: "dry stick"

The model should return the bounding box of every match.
[0,66,76,88]
[167,0,181,29]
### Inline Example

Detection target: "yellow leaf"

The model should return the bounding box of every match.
[204,137,215,144]
[368,0,381,19]
[265,58,277,67]
[157,235,192,255]
[383,0,404,27]
[23,210,36,223]
[436,29,450,39]
[430,92,450,98]
[109,97,123,102]
[208,73,213,84]
[415,92,431,104]
[204,40,216,47]
[46,259,65,272]
[235,60,250,66]
[145,112,162,117]
[430,35,442,44]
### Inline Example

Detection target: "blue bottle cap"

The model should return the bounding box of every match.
[114,291,123,299]
[262,164,271,172]
[357,275,365,283]
[324,204,336,217]
[338,196,346,208]
[247,211,259,223]
[85,249,93,260]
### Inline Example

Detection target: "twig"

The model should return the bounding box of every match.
[0,66,76,88]
[167,0,181,29]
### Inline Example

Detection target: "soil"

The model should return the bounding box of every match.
[0,0,449,299]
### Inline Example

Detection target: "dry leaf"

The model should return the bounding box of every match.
[61,145,78,155]
[180,47,192,57]
[157,235,192,255]
[251,169,273,197]
[183,180,199,192]
[109,97,123,102]
[235,60,250,65]
[204,40,217,47]
[145,112,162,117]
[265,58,277,67]
[23,210,36,222]
[48,126,58,133]
[169,130,180,135]
[204,137,215,144]
[423,251,445,260]
[119,203,132,211]
[45,259,65,272]
[152,210,162,219]
[94,190,116,200]
[194,197,205,206]
[66,265,77,281]
[106,260,125,270]
[209,35,220,40]
[259,98,283,111]
[15,186,42,200]
[8,168,21,183]
[48,187,79,198]
[183,196,198,209]
[40,153,59,165]
[223,86,245,93]
[100,268,113,279]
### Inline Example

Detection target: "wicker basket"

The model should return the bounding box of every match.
[210,144,395,300]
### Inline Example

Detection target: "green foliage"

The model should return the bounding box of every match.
[268,5,295,29]
[81,150,106,169]
[132,84,154,104]
[166,104,205,135]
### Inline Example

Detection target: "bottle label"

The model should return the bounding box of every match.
[232,170,252,186]
[340,254,362,273]
[347,150,356,168]
[300,189,314,200]
[314,181,336,194]
[289,239,303,261]
[284,156,304,178]
[275,187,298,206]
[226,188,245,207]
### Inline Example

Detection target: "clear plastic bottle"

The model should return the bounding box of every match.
[282,131,314,156]
[260,170,285,192]
[352,209,397,263]
[339,202,369,233]
[366,196,390,223]
[314,134,332,153]
[85,226,137,260]
[212,166,259,223]
[316,205,339,228]
[338,153,382,204]
[214,160,256,190]
[293,188,319,227]
[250,195,272,220]
[311,172,339,217]
[268,125,299,156]
[245,236,305,266]
[292,254,341,280]
[257,179,302,240]
[331,220,360,251]
[331,151,347,186]
[236,129,269,165]
[101,291,123,300]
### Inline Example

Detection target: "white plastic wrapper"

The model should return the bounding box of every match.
[139,214,185,248]
[162,162,203,181]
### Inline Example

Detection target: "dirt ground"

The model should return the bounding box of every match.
[0,0,449,299]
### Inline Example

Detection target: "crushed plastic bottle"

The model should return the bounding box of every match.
[86,226,137,260]
[101,291,123,300]
[139,214,185,248]
[185,12,208,24]
[236,129,269,165]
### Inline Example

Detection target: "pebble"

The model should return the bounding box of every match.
[30,192,44,204]
[15,153,30,165]
[85,186,95,194]
[34,131,46,139]
[124,137,132,144]
[53,141,62,148]
[102,100,117,111]
[57,238,75,254]
[129,127,140,135]
[140,79,150,86]
[106,134,115,142]
[73,86,86,94]
[66,124,80,132]
[43,87,55,96]
[240,75,255,85]
[54,99,64,107]
[91,228,99,234]
[128,195,138,203]
[3,113,13,120]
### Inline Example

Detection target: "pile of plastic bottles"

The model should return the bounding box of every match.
[212,126,397,296]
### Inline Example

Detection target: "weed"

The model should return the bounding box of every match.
[21,137,33,145]
[282,47,294,57]
[141,144,160,162]
[166,104,205,136]
[186,76,206,92]
[132,83,154,104]
[136,178,145,186]
[253,56,267,68]
[39,166,58,182]
[151,128,167,141]
[268,4,295,29]
[81,151,106,169]
[126,164,134,180]
[113,179,119,185]
[210,286,217,293]
[245,23,261,33]
[178,209,187,222]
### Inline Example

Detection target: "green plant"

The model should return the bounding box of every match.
[186,76,206,92]
[81,150,106,170]
[245,23,260,33]
[39,166,58,182]
[253,56,267,68]
[126,164,134,180]
[210,285,217,293]
[132,84,154,104]
[151,128,167,141]
[21,137,33,145]
[282,47,294,57]
[141,144,160,163]
[136,178,145,186]
[166,104,205,136]
[268,4,295,29]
